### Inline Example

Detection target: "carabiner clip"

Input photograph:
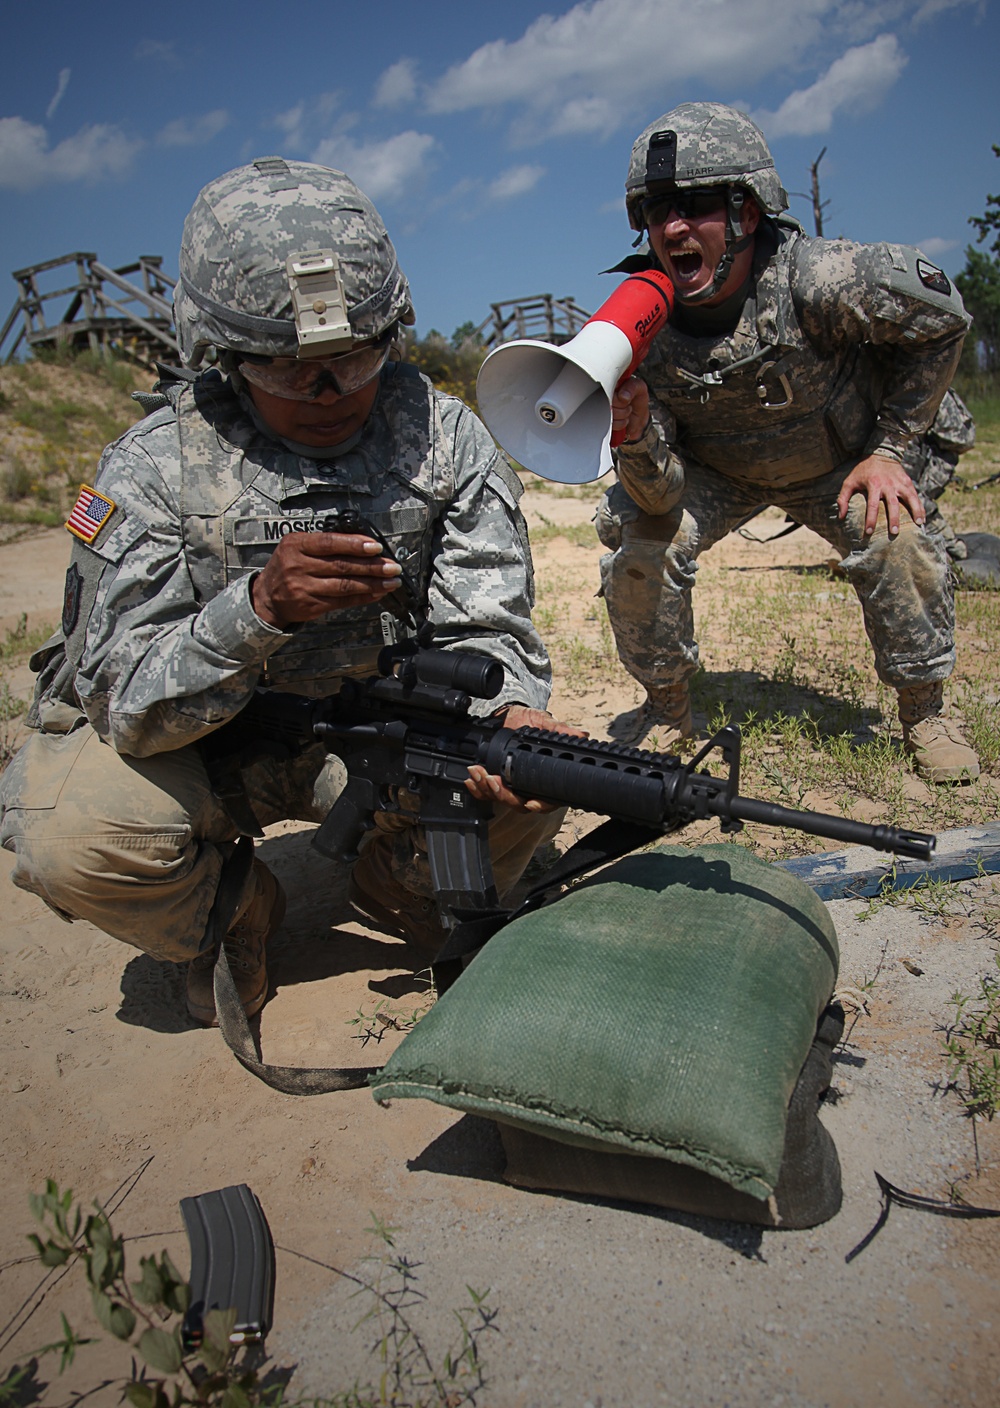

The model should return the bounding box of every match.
[755,361,793,410]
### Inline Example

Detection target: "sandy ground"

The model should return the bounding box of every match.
[1,505,998,1407]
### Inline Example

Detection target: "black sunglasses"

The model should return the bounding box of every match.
[641,187,730,226]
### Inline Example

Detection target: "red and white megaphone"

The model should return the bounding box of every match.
[476,270,674,484]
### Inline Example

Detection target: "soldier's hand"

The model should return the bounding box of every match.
[251,531,402,628]
[611,377,651,445]
[836,454,927,538]
[465,707,588,812]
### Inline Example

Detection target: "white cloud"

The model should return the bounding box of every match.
[133,38,180,65]
[915,236,958,257]
[545,96,619,141]
[46,68,71,122]
[0,116,141,190]
[157,109,230,147]
[486,164,546,201]
[912,0,984,21]
[373,59,418,109]
[272,93,340,151]
[310,129,436,202]
[419,0,953,145]
[752,34,907,137]
[424,0,835,140]
[273,103,305,142]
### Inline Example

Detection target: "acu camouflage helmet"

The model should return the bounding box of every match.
[174,157,415,367]
[625,102,788,233]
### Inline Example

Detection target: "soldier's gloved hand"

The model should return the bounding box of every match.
[837,453,927,539]
[611,376,651,444]
[250,531,403,628]
[465,707,588,813]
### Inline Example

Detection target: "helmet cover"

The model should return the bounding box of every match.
[174,157,414,366]
[626,102,788,231]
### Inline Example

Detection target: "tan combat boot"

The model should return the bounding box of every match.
[348,835,448,959]
[898,681,980,785]
[610,681,693,751]
[186,860,286,1026]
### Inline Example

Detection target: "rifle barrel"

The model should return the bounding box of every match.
[727,796,935,862]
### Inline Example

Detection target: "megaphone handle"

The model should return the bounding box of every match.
[609,373,638,449]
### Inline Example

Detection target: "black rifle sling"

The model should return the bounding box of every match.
[213,947,381,1094]
[520,817,664,902]
[213,819,657,1094]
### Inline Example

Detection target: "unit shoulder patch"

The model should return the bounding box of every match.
[916,259,952,297]
[66,485,116,543]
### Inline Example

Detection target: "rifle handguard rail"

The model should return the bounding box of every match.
[481,725,935,862]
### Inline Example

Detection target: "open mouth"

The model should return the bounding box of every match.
[668,249,705,284]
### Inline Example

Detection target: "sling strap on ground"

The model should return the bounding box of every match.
[213,945,381,1094]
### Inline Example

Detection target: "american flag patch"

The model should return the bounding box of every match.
[66,485,116,543]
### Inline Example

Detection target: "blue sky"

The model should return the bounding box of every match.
[1,0,997,344]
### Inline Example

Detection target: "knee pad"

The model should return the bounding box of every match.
[596,482,642,551]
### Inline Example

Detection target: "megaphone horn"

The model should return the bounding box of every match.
[476,271,674,484]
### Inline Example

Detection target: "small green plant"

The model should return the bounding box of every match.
[402,330,485,410]
[0,614,50,768]
[0,613,56,664]
[5,1188,498,1408]
[0,679,28,770]
[527,520,598,550]
[33,344,142,395]
[348,995,432,1047]
[773,631,800,687]
[958,683,1000,770]
[0,455,33,501]
[857,870,971,924]
[0,502,66,527]
[345,1215,497,1408]
[12,397,90,444]
[12,1179,270,1407]
[943,954,1000,1122]
[532,601,558,635]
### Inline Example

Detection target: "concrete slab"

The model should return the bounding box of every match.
[774,821,1000,900]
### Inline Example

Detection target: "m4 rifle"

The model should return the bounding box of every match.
[236,641,935,939]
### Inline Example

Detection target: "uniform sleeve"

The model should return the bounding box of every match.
[426,395,553,715]
[792,238,970,463]
[72,421,293,756]
[611,376,686,515]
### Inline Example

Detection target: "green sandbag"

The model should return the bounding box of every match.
[498,1005,845,1229]
[370,843,839,1200]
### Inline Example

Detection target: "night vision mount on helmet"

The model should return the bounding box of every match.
[173,158,415,368]
[625,102,789,305]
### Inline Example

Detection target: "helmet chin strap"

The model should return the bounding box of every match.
[675,187,754,306]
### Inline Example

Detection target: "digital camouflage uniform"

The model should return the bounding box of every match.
[599,221,969,689]
[902,387,976,558]
[0,160,560,973]
[600,105,971,771]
